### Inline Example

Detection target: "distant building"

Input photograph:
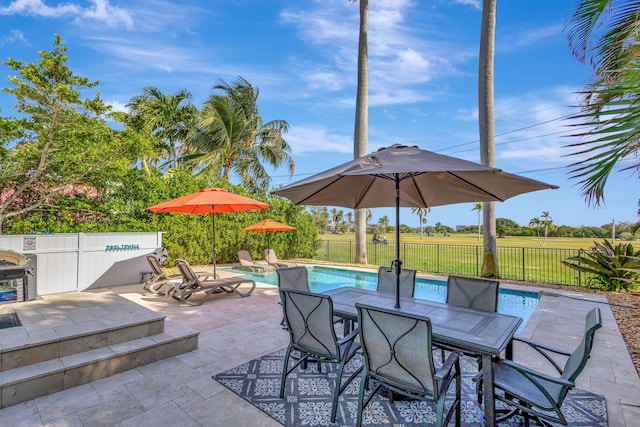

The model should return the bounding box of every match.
[455,225,467,231]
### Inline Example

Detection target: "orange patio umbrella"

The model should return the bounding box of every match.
[147,188,269,278]
[242,219,297,249]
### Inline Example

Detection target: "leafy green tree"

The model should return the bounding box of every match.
[126,86,196,171]
[0,35,141,233]
[187,77,294,193]
[495,218,519,237]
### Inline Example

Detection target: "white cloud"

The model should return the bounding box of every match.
[452,0,481,10]
[105,99,128,112]
[281,0,460,104]
[0,0,133,28]
[286,125,353,155]
[0,0,80,17]
[0,29,30,46]
[499,24,562,52]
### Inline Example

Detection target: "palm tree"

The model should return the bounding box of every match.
[529,217,543,247]
[411,207,430,239]
[478,0,500,278]
[127,87,196,171]
[541,211,554,246]
[472,203,483,241]
[187,77,294,193]
[346,211,353,232]
[378,215,389,233]
[353,0,369,264]
[563,1,640,206]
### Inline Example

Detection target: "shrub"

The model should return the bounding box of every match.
[562,239,640,291]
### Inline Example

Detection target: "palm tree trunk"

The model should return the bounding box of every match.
[479,0,500,278]
[354,0,369,264]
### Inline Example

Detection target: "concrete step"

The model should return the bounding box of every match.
[0,319,198,408]
[0,292,200,408]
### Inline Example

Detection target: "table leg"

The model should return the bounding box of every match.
[482,353,495,427]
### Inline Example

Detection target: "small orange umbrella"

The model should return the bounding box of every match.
[242,219,296,249]
[147,188,269,277]
[242,219,297,233]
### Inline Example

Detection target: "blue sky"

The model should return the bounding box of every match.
[0,0,637,229]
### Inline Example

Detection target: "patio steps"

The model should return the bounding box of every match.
[0,292,199,408]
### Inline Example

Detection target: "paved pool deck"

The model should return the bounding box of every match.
[0,268,637,426]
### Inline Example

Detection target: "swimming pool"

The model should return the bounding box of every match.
[221,265,539,331]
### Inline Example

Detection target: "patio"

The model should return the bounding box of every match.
[0,271,638,426]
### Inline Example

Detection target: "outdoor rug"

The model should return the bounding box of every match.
[213,348,608,426]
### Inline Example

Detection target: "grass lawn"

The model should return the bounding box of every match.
[320,232,601,250]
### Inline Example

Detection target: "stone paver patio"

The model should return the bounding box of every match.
[0,271,638,426]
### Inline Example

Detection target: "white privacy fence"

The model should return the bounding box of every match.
[0,232,163,296]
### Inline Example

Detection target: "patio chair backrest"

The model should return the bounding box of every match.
[277,266,309,291]
[446,275,499,312]
[562,307,602,384]
[146,255,166,278]
[237,249,254,266]
[377,266,416,298]
[356,303,438,397]
[280,287,339,360]
[264,248,278,264]
[175,259,201,286]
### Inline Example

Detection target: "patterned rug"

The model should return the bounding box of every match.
[213,348,608,426]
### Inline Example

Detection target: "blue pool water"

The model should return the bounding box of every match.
[221,265,538,331]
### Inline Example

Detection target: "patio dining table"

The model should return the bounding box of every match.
[324,286,522,427]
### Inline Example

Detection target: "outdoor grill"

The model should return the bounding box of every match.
[0,249,30,302]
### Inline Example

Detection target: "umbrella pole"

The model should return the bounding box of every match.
[212,212,217,278]
[394,174,402,309]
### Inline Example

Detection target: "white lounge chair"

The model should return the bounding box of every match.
[237,249,275,273]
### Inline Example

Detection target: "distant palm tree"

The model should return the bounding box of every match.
[127,86,196,170]
[411,207,430,239]
[187,77,294,193]
[541,211,554,246]
[472,203,483,241]
[378,215,389,232]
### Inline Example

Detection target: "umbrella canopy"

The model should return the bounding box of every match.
[147,188,269,277]
[242,219,297,232]
[242,219,297,250]
[274,144,558,307]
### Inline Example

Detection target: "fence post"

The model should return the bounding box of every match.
[437,244,441,273]
[522,247,525,282]
[475,246,479,276]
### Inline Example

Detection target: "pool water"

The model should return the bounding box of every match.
[221,265,538,332]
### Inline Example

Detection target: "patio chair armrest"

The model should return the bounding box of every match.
[513,336,570,374]
[338,327,360,346]
[435,351,459,381]
[498,359,575,389]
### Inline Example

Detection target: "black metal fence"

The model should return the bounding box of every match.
[314,241,585,286]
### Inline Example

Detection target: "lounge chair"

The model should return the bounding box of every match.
[237,249,275,273]
[264,248,296,268]
[142,254,212,296]
[171,259,256,306]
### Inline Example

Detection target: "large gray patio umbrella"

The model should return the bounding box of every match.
[274,144,558,308]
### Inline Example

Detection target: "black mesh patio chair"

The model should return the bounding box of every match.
[442,275,499,398]
[446,275,499,312]
[376,266,416,298]
[355,303,461,427]
[279,288,362,423]
[492,307,602,426]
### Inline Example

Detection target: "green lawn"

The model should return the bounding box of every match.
[320,232,599,250]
